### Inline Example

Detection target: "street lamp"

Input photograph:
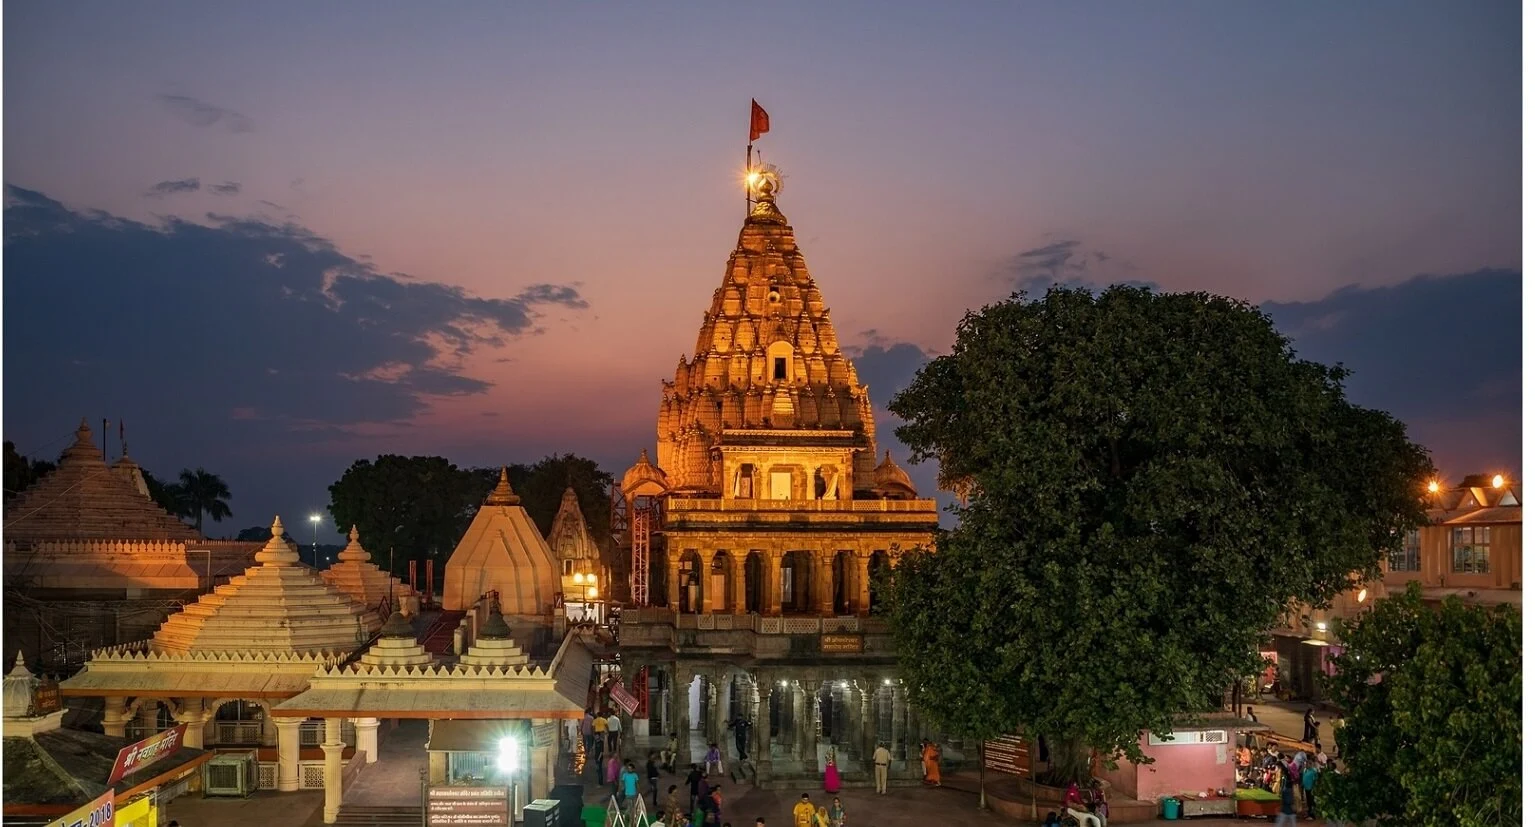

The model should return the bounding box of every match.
[309,514,322,568]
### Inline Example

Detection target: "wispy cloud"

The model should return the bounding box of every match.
[210,181,242,196]
[156,94,255,133]
[146,177,201,197]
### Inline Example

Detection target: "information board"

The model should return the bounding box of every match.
[819,634,864,654]
[427,785,510,827]
[982,734,1031,777]
[108,723,187,786]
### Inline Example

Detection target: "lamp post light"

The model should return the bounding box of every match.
[309,514,321,568]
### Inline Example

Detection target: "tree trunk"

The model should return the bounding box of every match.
[1045,736,1092,786]
[978,743,988,810]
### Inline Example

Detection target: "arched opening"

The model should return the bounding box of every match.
[125,698,174,741]
[679,550,704,614]
[867,550,891,614]
[780,551,815,614]
[745,551,766,613]
[210,698,269,746]
[832,551,858,615]
[709,551,731,612]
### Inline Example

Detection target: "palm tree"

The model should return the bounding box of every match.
[177,468,233,535]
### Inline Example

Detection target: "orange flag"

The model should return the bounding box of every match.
[750,99,770,142]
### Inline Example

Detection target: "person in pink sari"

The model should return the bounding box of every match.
[822,749,841,793]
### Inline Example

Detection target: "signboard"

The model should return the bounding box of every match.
[428,785,510,827]
[115,792,157,827]
[108,723,187,786]
[45,789,114,827]
[982,734,1031,777]
[31,679,62,716]
[610,683,639,716]
[820,634,864,654]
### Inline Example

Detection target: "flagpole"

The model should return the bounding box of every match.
[746,141,753,217]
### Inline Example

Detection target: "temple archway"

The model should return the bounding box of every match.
[708,551,733,612]
[780,551,815,614]
[678,550,704,614]
[745,551,766,613]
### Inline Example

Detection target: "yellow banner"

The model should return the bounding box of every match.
[45,790,113,827]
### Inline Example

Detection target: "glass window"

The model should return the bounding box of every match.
[1450,526,1491,574]
[1389,529,1421,572]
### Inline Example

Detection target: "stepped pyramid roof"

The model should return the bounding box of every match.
[320,525,419,616]
[4,420,198,541]
[149,516,382,655]
[353,612,434,669]
[654,167,879,493]
[441,469,559,614]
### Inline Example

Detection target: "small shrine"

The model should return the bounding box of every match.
[321,525,421,618]
[547,486,608,619]
[441,468,560,616]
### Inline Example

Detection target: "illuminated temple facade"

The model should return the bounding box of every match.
[618,167,946,787]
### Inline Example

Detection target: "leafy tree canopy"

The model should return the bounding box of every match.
[1318,583,1520,826]
[884,286,1433,779]
[3,441,56,501]
[328,453,614,578]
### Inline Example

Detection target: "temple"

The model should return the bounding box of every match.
[617,163,943,787]
[2,420,261,673]
[547,486,608,619]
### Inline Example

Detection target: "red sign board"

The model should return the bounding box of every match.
[427,785,509,827]
[610,683,639,716]
[982,734,1031,778]
[108,723,187,786]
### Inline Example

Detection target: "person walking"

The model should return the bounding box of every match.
[583,710,596,756]
[822,750,841,794]
[732,717,752,761]
[606,753,622,799]
[792,794,816,827]
[685,765,702,813]
[1301,708,1318,744]
[1275,772,1298,827]
[920,740,941,786]
[1301,761,1319,820]
[871,742,891,794]
[608,711,623,754]
[647,753,662,808]
[621,762,641,808]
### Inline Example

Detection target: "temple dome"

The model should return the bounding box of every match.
[441,473,559,614]
[2,654,38,718]
[150,516,383,655]
[872,451,918,499]
[320,526,421,617]
[621,451,668,497]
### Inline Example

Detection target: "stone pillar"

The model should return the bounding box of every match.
[531,720,556,802]
[904,691,923,777]
[355,717,380,763]
[672,668,693,768]
[102,698,128,738]
[730,551,747,614]
[136,701,160,735]
[892,684,908,760]
[817,553,835,616]
[275,717,303,792]
[766,551,784,616]
[176,698,207,749]
[853,552,870,615]
[750,677,770,764]
[798,680,819,765]
[700,555,716,614]
[322,717,344,823]
[713,672,731,753]
[859,679,877,765]
[846,682,865,761]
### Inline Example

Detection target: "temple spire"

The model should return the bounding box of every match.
[485,467,521,506]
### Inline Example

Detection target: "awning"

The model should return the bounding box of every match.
[60,669,314,698]
[272,685,584,719]
[426,720,531,753]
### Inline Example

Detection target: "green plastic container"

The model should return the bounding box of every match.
[581,805,607,827]
[1162,796,1181,820]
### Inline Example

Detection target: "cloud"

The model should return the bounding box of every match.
[147,177,201,197]
[156,94,255,133]
[2,184,587,443]
[1007,236,1156,297]
[1261,269,1521,477]
[210,181,241,196]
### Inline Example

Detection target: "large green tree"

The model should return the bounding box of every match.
[1317,583,1520,826]
[884,286,1433,784]
[3,441,56,501]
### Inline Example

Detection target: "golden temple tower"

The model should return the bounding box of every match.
[619,153,939,787]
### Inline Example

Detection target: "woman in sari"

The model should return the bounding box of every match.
[823,749,841,793]
[921,741,941,786]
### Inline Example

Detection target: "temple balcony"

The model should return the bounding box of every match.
[619,608,897,661]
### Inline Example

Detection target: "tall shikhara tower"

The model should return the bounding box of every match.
[653,167,879,495]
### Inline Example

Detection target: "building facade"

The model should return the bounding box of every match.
[1267,474,1521,701]
[617,165,943,787]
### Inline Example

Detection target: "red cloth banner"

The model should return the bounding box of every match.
[750,99,770,141]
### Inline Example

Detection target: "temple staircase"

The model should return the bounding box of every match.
[419,610,464,656]
[332,805,422,826]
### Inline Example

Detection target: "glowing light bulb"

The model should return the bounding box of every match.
[1493,474,1505,489]
[1427,480,1440,493]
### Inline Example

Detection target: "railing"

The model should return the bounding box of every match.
[299,720,356,747]
[667,498,938,513]
[624,610,884,635]
[213,721,264,745]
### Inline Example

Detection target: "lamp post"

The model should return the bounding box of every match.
[309,514,321,568]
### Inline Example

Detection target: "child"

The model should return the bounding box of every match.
[706,742,724,776]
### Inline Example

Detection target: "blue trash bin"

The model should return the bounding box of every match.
[1162,796,1181,820]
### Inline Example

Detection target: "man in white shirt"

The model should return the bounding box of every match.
[872,742,892,793]
[607,712,622,754]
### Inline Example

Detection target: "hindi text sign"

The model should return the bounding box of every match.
[982,734,1031,777]
[427,785,510,827]
[108,723,187,786]
[820,634,864,654]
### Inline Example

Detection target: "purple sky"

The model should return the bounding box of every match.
[3,1,1521,541]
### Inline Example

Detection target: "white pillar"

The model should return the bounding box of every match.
[176,698,207,749]
[103,699,128,739]
[531,720,556,802]
[322,717,344,823]
[275,717,303,792]
[355,717,380,763]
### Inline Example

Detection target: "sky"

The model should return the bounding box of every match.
[2,1,1522,541]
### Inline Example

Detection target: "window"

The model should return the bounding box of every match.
[563,560,573,576]
[769,470,793,500]
[1389,530,1421,572]
[1451,526,1491,574]
[773,357,787,381]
